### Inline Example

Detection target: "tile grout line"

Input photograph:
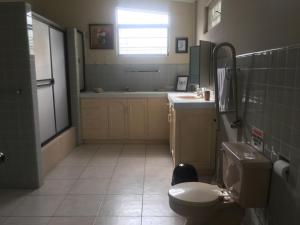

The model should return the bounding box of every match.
[95,144,124,220]
[141,144,148,225]
[47,144,101,225]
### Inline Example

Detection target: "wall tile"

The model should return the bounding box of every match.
[236,45,300,225]
[85,63,188,91]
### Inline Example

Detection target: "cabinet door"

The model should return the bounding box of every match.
[179,109,216,172]
[128,99,147,139]
[81,99,108,140]
[148,98,169,140]
[108,99,128,139]
[50,28,69,132]
[32,19,52,80]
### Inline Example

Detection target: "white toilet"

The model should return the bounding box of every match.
[168,142,272,225]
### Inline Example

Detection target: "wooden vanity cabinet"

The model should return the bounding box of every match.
[108,99,128,139]
[148,98,169,140]
[169,105,216,176]
[81,99,109,139]
[80,97,169,143]
[128,99,148,139]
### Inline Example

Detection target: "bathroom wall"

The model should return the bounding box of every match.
[35,0,195,90]
[0,0,41,11]
[0,2,42,188]
[38,0,195,65]
[217,45,300,225]
[196,0,300,55]
[196,1,300,224]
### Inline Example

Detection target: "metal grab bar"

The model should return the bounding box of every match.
[213,42,241,130]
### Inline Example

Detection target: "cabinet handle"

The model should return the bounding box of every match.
[168,114,171,123]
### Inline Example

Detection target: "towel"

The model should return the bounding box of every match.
[217,68,231,112]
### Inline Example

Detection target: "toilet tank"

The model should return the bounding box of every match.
[222,142,272,208]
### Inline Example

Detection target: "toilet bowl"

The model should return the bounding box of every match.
[169,182,244,225]
[168,142,272,225]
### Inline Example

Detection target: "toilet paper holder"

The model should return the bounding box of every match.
[273,157,290,181]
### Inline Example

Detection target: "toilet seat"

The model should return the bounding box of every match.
[169,182,223,207]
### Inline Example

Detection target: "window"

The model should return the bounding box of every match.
[116,8,169,55]
[206,0,222,31]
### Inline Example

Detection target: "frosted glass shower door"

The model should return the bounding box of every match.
[50,28,70,133]
[37,85,56,143]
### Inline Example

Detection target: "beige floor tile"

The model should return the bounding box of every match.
[46,166,85,180]
[108,176,144,194]
[113,165,144,178]
[95,149,121,157]
[122,144,146,154]
[146,156,173,167]
[117,155,145,167]
[48,217,95,225]
[146,147,172,163]
[69,179,110,195]
[58,155,92,166]
[54,195,104,216]
[146,144,169,151]
[146,149,170,156]
[12,196,64,216]
[3,217,51,225]
[0,216,7,225]
[0,217,6,225]
[80,166,115,179]
[75,144,101,151]
[100,195,142,217]
[144,177,171,194]
[30,180,75,195]
[95,216,141,225]
[99,144,123,151]
[142,217,185,225]
[88,155,119,166]
[145,166,173,179]
[0,192,27,216]
[142,195,177,216]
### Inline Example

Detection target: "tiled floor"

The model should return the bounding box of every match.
[0,144,185,225]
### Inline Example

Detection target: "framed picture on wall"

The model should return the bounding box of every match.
[89,24,114,49]
[176,37,188,53]
[176,75,190,92]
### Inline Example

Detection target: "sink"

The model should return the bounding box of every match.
[176,95,202,100]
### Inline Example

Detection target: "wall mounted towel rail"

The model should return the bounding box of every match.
[213,42,241,130]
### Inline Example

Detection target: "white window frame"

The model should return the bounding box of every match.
[116,8,169,56]
[205,0,222,32]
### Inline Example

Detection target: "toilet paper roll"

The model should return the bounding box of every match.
[274,160,290,180]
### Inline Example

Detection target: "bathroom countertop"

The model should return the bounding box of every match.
[168,92,215,109]
[80,91,173,98]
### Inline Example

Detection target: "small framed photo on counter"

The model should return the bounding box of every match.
[176,37,188,53]
[176,75,190,92]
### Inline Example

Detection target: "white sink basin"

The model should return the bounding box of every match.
[176,95,202,100]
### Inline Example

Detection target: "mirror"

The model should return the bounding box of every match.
[189,40,215,88]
